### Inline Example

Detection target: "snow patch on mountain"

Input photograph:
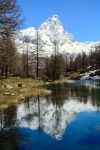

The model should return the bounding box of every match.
[80,70,100,80]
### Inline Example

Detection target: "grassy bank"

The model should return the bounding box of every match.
[0,77,52,109]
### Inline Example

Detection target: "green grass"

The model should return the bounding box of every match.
[0,77,51,109]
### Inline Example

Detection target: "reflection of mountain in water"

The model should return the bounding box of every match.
[17,82,100,140]
[0,81,100,140]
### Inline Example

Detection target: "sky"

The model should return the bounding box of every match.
[17,0,100,42]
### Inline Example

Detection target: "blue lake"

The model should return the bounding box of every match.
[0,80,100,150]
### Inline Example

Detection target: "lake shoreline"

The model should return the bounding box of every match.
[0,76,70,109]
[0,77,53,109]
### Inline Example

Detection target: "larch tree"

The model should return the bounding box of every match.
[0,0,23,79]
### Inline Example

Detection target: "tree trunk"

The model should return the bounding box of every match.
[5,65,8,78]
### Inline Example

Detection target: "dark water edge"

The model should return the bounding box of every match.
[0,80,100,150]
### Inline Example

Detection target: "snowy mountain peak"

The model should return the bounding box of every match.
[49,15,60,21]
[16,15,100,56]
[39,15,63,31]
[39,15,74,47]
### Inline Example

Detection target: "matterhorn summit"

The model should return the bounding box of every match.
[16,15,100,56]
[39,15,74,44]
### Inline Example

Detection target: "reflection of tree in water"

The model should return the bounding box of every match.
[0,110,3,132]
[53,87,63,138]
[0,106,17,131]
[0,127,34,150]
[17,81,100,139]
[0,106,19,150]
[37,95,43,133]
[46,82,100,107]
[0,81,100,146]
[0,104,33,150]
[91,88,100,107]
[0,128,19,150]
[46,84,68,106]
[49,83,89,102]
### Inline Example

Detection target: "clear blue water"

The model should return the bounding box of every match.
[0,80,100,150]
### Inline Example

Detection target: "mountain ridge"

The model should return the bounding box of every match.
[16,15,100,56]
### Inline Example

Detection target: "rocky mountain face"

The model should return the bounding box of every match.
[16,15,100,56]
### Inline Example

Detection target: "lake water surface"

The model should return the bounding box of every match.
[0,80,100,150]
